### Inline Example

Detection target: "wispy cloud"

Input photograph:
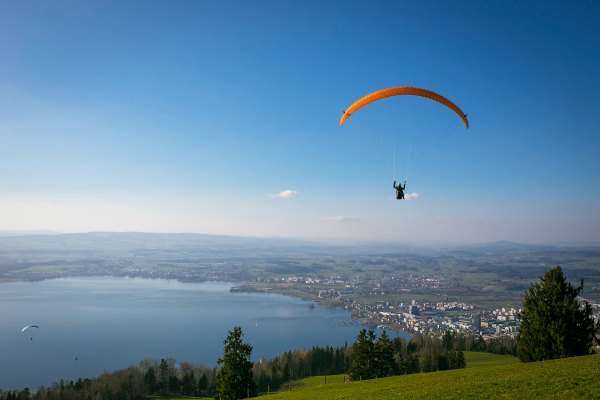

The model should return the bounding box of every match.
[269,189,298,199]
[404,192,420,201]
[322,215,361,222]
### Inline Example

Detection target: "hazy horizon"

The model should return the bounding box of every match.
[1,229,599,248]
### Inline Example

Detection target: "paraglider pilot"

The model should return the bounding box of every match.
[393,180,406,200]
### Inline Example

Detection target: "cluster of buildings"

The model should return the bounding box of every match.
[341,299,522,338]
[245,273,600,340]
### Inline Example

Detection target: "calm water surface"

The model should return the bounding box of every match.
[0,277,402,390]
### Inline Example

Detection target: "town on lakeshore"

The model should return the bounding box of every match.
[1,233,599,341]
[238,275,598,339]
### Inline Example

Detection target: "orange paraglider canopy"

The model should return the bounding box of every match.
[340,86,469,129]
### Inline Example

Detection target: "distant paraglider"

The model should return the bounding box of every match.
[22,325,39,340]
[21,325,40,332]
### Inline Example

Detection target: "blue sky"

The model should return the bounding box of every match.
[0,0,598,243]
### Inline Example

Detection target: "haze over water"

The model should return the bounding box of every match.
[0,277,400,390]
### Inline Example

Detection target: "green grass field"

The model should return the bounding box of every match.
[266,354,599,400]
[463,351,520,367]
[148,396,213,400]
[295,374,350,388]
[284,352,518,391]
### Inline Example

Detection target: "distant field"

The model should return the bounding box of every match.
[463,351,519,367]
[266,354,599,400]
[297,374,350,387]
[148,397,212,400]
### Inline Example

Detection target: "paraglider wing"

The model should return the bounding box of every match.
[21,325,40,332]
[340,86,469,129]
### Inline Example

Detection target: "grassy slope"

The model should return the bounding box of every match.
[268,354,600,400]
[463,351,520,367]
[295,353,518,389]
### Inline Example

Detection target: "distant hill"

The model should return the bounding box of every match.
[0,231,332,256]
[269,354,599,400]
[1,231,597,253]
[452,240,556,253]
[1,231,599,268]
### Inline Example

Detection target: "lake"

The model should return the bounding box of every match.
[0,277,406,390]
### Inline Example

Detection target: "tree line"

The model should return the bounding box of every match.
[253,344,350,393]
[0,360,218,400]
[348,329,466,381]
[0,330,470,400]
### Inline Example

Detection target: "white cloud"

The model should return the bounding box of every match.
[322,215,361,223]
[269,189,298,199]
[404,192,420,201]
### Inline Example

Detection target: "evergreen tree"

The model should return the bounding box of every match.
[144,367,156,393]
[216,326,256,399]
[442,330,454,351]
[16,388,30,400]
[437,352,450,371]
[451,350,466,369]
[374,330,396,377]
[198,373,208,396]
[517,266,597,362]
[348,329,376,380]
[181,370,195,395]
[282,362,290,382]
[158,359,169,394]
[168,375,180,394]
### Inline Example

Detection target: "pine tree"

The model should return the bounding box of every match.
[144,367,156,393]
[374,330,396,377]
[517,266,597,362]
[216,326,256,399]
[181,370,195,396]
[348,329,376,380]
[158,359,169,394]
[453,350,466,369]
[198,373,208,396]
[442,330,454,351]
